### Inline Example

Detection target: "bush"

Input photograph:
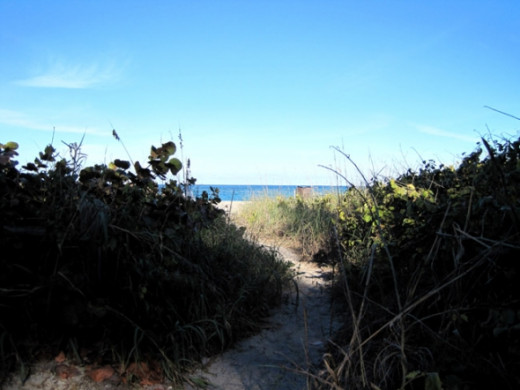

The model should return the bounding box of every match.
[321,136,520,389]
[0,139,293,384]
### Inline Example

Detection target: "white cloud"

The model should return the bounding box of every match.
[414,123,478,143]
[15,60,118,89]
[0,108,108,136]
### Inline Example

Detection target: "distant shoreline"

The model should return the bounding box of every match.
[192,184,348,202]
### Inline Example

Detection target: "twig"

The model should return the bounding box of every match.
[484,105,520,121]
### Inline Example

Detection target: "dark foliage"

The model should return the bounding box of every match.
[0,140,292,384]
[327,136,520,389]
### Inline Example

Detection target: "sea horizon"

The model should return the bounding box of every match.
[190,184,348,201]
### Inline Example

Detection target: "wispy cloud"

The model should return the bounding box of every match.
[0,108,108,136]
[15,59,118,89]
[414,123,478,143]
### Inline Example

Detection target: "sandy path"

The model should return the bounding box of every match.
[185,246,339,390]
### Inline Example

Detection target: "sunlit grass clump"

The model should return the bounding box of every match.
[234,193,339,260]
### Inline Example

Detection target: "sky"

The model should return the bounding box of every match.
[1,1,519,185]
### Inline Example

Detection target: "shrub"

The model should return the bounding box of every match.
[321,136,520,389]
[0,139,293,385]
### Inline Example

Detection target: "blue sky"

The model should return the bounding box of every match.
[1,1,519,185]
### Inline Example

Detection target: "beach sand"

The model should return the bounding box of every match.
[216,200,248,215]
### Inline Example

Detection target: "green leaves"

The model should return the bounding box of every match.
[0,141,19,165]
[150,141,176,159]
[1,141,18,150]
[39,145,56,162]
[167,157,182,175]
[113,159,131,170]
[149,141,182,178]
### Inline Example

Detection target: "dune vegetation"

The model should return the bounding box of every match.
[237,135,520,389]
[0,138,293,386]
[2,130,519,389]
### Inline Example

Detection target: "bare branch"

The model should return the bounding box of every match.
[484,105,520,121]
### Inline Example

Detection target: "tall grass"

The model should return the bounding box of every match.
[234,194,339,260]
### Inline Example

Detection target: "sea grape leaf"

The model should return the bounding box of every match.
[113,159,131,170]
[4,141,19,150]
[80,167,101,182]
[40,145,56,161]
[168,158,182,175]
[23,162,38,171]
[154,161,168,176]
[162,141,176,157]
[150,145,158,159]
[135,161,152,178]
[150,142,176,162]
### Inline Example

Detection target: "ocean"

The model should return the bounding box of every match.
[190,184,348,201]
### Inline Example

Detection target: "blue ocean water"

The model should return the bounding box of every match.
[191,184,348,201]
